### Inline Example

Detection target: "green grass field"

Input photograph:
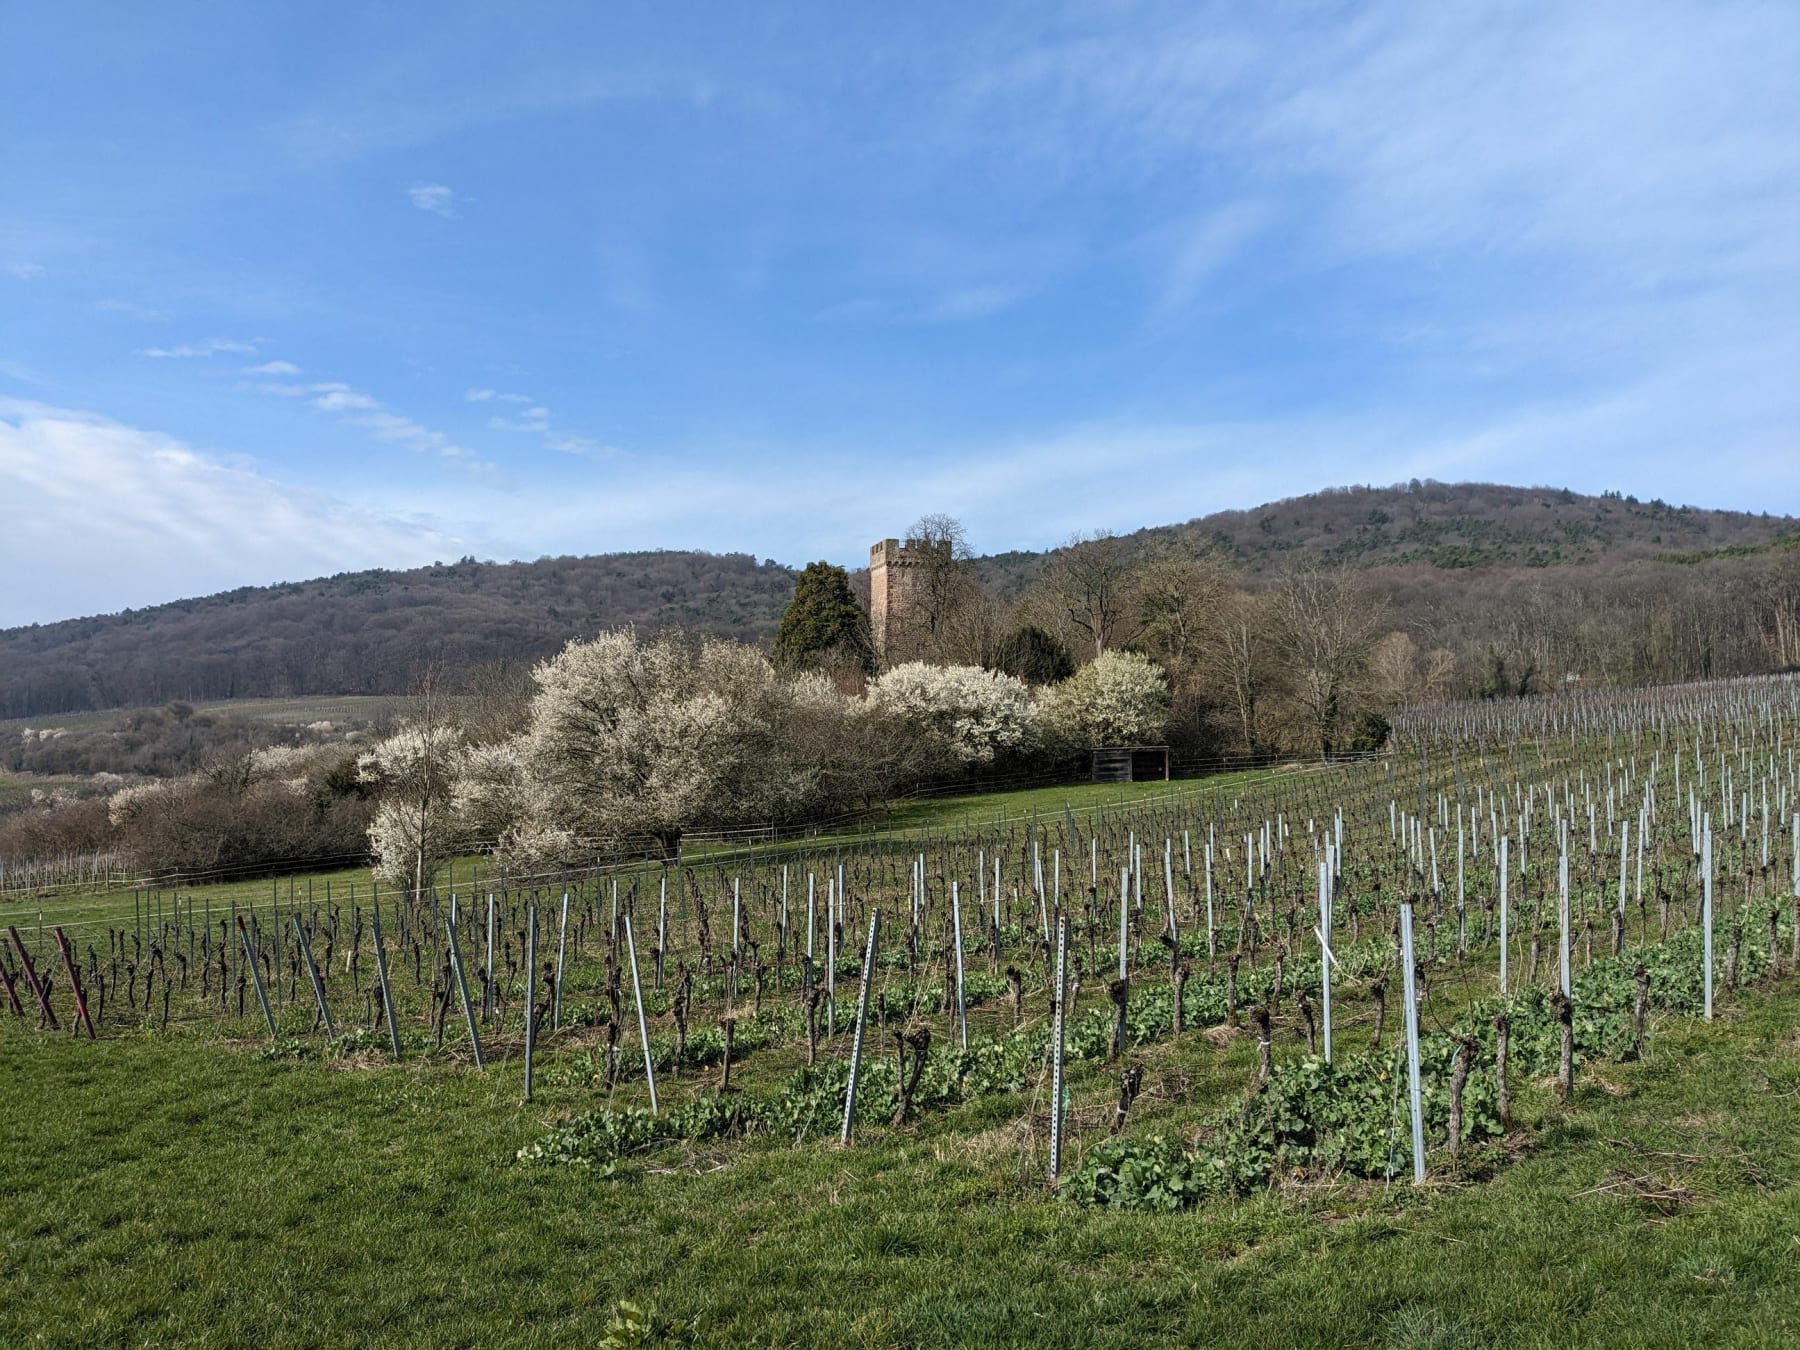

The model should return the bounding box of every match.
[2,979,1794,1346]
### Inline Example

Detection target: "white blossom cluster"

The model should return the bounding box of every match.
[1039,650,1172,750]
[359,630,1171,872]
[865,662,1038,764]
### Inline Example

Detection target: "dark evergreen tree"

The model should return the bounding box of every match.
[774,562,873,672]
[991,625,1076,685]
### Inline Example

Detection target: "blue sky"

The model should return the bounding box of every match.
[2,2,1796,626]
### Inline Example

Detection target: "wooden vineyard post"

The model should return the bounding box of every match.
[625,915,658,1115]
[553,889,570,1031]
[1048,911,1069,1186]
[291,913,335,1040]
[53,928,94,1039]
[524,903,538,1103]
[1702,818,1714,1020]
[839,908,882,1146]
[950,881,968,1051]
[372,900,402,1058]
[1399,902,1426,1184]
[444,914,485,1069]
[237,915,276,1040]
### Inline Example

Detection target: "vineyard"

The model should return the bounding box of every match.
[4,675,1800,1344]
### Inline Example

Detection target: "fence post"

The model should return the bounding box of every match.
[445,914,484,1068]
[1702,818,1714,1020]
[950,881,968,1051]
[1499,835,1510,994]
[237,915,276,1040]
[553,890,570,1031]
[53,928,94,1039]
[372,900,402,1058]
[624,915,658,1115]
[524,902,538,1102]
[1558,847,1572,998]
[1399,902,1426,1184]
[840,908,882,1146]
[1049,911,1069,1186]
[1317,857,1333,1063]
[291,913,335,1039]
[485,894,496,1020]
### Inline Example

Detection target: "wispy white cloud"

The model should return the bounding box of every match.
[965,4,1798,348]
[306,383,380,413]
[8,262,46,281]
[481,394,616,457]
[140,337,260,359]
[261,377,497,474]
[0,398,463,626]
[408,182,457,217]
[244,359,302,376]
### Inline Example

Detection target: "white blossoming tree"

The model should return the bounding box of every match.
[1040,650,1171,749]
[866,662,1038,766]
[508,629,822,861]
[357,721,466,892]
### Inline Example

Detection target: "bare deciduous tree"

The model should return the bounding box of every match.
[1273,568,1386,758]
[1033,531,1142,662]
[1199,589,1277,758]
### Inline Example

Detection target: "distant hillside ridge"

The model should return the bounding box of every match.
[3,481,1794,719]
[0,551,796,719]
[971,481,1797,596]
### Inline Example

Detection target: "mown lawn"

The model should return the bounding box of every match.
[3,977,1795,1347]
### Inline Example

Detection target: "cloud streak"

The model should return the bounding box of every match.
[261,377,498,474]
[470,388,616,457]
[140,338,260,359]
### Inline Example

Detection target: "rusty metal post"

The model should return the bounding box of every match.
[9,925,58,1029]
[53,928,94,1039]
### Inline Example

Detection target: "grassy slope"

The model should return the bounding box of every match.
[2,978,1795,1346]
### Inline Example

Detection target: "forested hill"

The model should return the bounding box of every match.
[0,552,796,718]
[4,481,1795,719]
[973,481,1797,596]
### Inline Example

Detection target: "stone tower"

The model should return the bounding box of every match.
[869,535,951,663]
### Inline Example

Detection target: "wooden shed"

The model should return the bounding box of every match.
[1090,746,1171,783]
